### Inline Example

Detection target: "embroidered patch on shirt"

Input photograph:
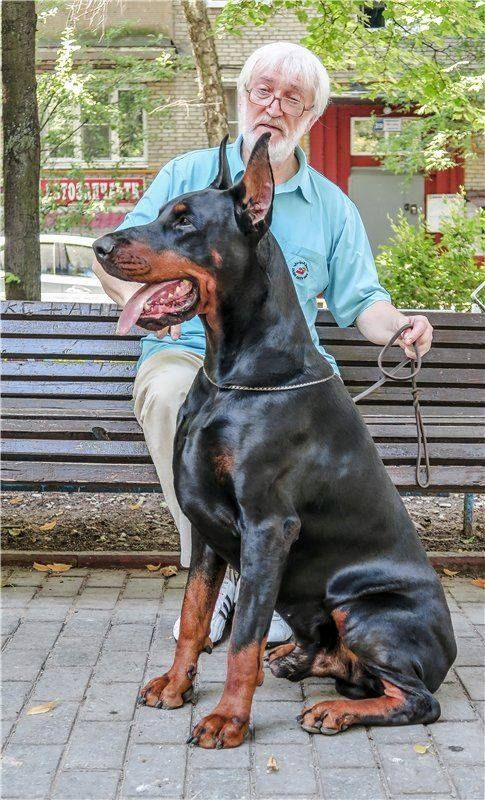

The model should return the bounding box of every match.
[292,261,309,280]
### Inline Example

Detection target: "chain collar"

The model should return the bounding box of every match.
[202,366,337,392]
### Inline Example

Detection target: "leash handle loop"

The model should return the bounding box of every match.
[354,323,431,489]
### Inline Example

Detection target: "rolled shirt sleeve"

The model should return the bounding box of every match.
[323,199,391,328]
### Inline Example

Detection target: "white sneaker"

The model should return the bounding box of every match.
[172,568,238,645]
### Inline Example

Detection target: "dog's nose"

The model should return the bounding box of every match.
[93,236,115,259]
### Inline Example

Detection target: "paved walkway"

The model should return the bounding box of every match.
[1,568,484,800]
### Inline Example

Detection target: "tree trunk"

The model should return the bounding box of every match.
[181,0,228,146]
[2,1,41,300]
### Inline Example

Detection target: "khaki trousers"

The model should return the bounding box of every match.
[133,349,204,567]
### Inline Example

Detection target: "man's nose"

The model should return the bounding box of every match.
[93,236,115,259]
[266,95,284,116]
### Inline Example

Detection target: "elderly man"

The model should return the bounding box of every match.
[93,41,433,646]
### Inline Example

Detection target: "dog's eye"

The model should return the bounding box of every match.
[174,215,193,228]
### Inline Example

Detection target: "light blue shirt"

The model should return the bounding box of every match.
[117,134,390,374]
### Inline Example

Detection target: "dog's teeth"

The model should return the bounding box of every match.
[168,293,173,299]
[175,286,181,296]
[143,303,151,312]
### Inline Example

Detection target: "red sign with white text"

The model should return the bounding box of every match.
[40,177,145,205]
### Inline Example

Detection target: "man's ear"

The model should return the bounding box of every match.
[210,134,232,190]
[232,132,274,233]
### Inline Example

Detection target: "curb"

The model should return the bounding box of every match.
[2,550,484,573]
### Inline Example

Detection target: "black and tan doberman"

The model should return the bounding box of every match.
[93,134,456,749]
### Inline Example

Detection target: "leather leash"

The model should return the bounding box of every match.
[353,324,431,489]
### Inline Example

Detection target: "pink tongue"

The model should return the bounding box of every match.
[116,280,182,335]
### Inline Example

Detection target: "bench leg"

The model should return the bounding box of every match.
[463,493,475,537]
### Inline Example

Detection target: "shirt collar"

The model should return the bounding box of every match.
[228,134,312,204]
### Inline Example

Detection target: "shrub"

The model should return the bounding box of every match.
[376,199,484,310]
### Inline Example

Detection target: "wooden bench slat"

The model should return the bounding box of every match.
[2,339,141,358]
[2,460,483,493]
[1,418,144,436]
[325,345,484,367]
[3,438,484,465]
[317,327,484,346]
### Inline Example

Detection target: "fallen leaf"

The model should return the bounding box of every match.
[27,701,58,715]
[129,498,146,510]
[38,519,58,531]
[160,565,178,577]
[471,578,485,588]
[443,568,459,577]
[266,755,279,772]
[32,562,72,573]
[146,563,161,572]
[9,496,23,505]
[7,529,22,537]
[413,744,431,754]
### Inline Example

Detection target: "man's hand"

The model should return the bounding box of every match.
[398,315,433,360]
[155,325,181,341]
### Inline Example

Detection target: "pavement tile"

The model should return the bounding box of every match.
[187,768,251,799]
[1,743,63,798]
[1,610,21,636]
[434,679,478,721]
[85,570,127,587]
[450,612,477,638]
[9,569,46,587]
[197,651,229,683]
[454,636,485,666]
[46,637,103,667]
[93,651,147,684]
[23,597,73,621]
[253,743,317,797]
[314,726,375,767]
[39,576,84,597]
[1,717,15,747]
[319,767,387,800]
[449,764,485,799]
[112,599,159,624]
[32,666,92,702]
[188,739,251,768]
[133,703,192,744]
[473,700,485,721]
[459,602,485,625]
[79,681,139,721]
[103,623,153,652]
[62,609,111,636]
[1,682,32,720]
[255,670,304,701]
[123,579,164,600]
[2,586,37,607]
[431,720,485,764]
[64,720,131,769]
[252,700,308,744]
[455,665,485,700]
[75,588,121,609]
[369,724,430,744]
[2,648,47,682]
[377,741,451,795]
[159,588,185,610]
[7,620,63,651]
[11,700,78,744]
[448,582,485,603]
[121,744,186,798]
[162,571,188,589]
[52,769,120,800]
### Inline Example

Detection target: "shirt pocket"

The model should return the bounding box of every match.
[279,239,328,303]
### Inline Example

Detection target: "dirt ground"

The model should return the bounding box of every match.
[2,491,484,553]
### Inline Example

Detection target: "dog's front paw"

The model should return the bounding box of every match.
[138,673,193,710]
[298,700,352,735]
[187,710,248,749]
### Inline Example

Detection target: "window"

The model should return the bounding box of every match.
[224,86,238,140]
[44,88,147,166]
[351,117,420,156]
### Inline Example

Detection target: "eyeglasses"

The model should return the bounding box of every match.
[246,87,314,118]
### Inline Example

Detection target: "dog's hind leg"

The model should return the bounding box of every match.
[139,527,226,709]
[299,678,440,734]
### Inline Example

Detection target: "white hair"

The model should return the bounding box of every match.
[237,41,331,119]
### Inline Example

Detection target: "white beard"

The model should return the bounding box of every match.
[240,109,308,164]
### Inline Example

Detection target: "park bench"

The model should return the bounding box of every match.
[1,301,484,534]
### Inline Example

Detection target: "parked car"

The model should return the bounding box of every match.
[0,234,114,303]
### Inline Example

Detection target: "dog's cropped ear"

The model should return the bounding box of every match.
[232,133,274,234]
[210,134,232,190]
